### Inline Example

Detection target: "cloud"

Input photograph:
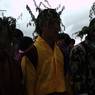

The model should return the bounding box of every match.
[62,6,90,36]
[0,0,95,40]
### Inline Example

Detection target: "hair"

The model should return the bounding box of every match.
[35,8,61,35]
[0,17,16,46]
[58,33,71,45]
[19,36,33,51]
[70,39,75,44]
[15,29,24,40]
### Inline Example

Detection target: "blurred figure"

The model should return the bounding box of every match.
[70,18,95,95]
[21,9,67,95]
[57,33,74,95]
[68,38,75,53]
[0,17,23,95]
[19,36,34,52]
[18,36,34,62]
[13,28,24,61]
[57,33,71,74]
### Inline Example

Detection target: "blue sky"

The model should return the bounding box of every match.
[0,0,95,44]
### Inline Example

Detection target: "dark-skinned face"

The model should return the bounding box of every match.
[41,18,61,42]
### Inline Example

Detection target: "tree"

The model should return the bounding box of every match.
[74,26,89,40]
[26,0,65,28]
[0,10,7,17]
[89,2,95,21]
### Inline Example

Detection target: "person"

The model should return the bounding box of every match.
[13,28,24,61]
[57,33,71,74]
[70,18,95,95]
[21,9,67,95]
[68,38,75,53]
[0,17,23,95]
[18,36,34,62]
[19,36,34,52]
[57,33,74,95]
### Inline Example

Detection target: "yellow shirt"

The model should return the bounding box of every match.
[21,36,66,95]
[21,55,36,95]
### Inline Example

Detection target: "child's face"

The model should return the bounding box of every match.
[41,18,60,42]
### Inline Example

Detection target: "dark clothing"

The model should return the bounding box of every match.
[0,49,23,95]
[58,43,70,75]
[58,43,73,95]
[47,92,69,95]
[70,39,95,95]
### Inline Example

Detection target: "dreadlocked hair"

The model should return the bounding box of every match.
[3,17,16,41]
[35,8,61,35]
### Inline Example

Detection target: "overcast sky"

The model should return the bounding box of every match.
[0,0,95,44]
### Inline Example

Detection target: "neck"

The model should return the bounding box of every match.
[41,36,55,50]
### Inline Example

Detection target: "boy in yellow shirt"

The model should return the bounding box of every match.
[21,9,67,95]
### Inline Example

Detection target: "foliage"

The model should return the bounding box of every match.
[26,5,36,22]
[89,2,95,21]
[26,5,36,27]
[0,10,7,17]
[26,0,65,29]
[0,16,16,32]
[74,26,89,39]
[75,2,95,40]
[0,16,16,45]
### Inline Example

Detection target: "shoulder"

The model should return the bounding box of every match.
[21,45,38,69]
[70,41,86,60]
[72,42,85,54]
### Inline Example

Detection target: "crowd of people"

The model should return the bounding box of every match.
[0,7,95,95]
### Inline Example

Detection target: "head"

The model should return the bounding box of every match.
[58,33,71,46]
[69,38,75,48]
[87,18,95,41]
[0,17,16,48]
[35,9,61,41]
[14,28,23,42]
[19,36,33,51]
[13,28,24,50]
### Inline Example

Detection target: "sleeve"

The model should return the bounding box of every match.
[21,56,36,95]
